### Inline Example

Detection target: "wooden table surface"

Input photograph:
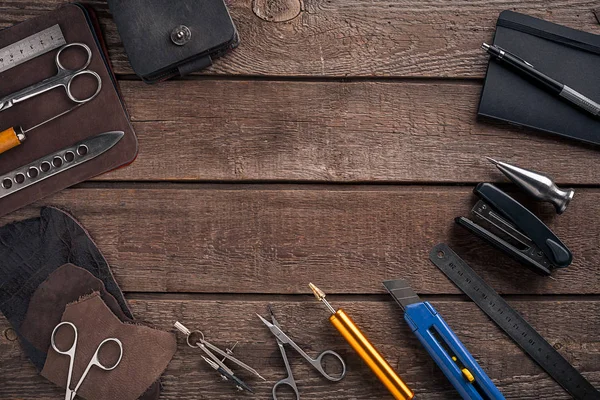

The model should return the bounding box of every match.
[1,1,600,399]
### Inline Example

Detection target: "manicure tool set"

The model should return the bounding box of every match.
[0,11,136,218]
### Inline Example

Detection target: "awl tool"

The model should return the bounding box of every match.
[383,279,505,400]
[309,283,414,400]
[487,157,574,214]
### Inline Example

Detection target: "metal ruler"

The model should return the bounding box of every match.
[0,25,65,74]
[430,243,600,400]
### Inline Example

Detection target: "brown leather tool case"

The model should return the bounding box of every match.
[0,4,137,217]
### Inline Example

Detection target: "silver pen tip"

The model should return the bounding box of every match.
[482,43,491,51]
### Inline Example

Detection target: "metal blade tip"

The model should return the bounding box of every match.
[201,356,219,369]
[256,313,271,326]
[482,43,490,51]
[382,279,409,292]
[486,156,499,165]
[382,279,420,310]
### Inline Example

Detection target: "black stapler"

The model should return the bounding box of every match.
[456,183,572,276]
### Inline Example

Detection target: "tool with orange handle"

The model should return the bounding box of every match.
[0,104,83,155]
[309,283,414,400]
[0,41,102,156]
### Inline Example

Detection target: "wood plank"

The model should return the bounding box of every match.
[1,1,599,77]
[1,186,598,295]
[94,80,600,183]
[1,298,598,399]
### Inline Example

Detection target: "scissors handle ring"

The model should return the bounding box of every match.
[272,378,300,400]
[93,337,124,370]
[313,350,347,382]
[51,321,78,355]
[66,69,102,104]
[56,42,93,71]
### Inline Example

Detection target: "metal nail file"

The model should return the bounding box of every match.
[0,131,124,200]
[430,243,600,400]
[383,279,505,400]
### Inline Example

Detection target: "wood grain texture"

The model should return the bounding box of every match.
[0,186,598,295]
[92,80,600,183]
[1,0,599,77]
[1,299,599,399]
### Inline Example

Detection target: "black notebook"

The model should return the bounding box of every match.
[478,11,600,146]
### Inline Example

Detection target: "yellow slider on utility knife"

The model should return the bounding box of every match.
[309,283,414,400]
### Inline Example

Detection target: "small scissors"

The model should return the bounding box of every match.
[51,321,123,400]
[0,42,102,112]
[257,308,346,399]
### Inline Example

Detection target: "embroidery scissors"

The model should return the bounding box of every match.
[257,307,346,399]
[174,321,265,393]
[51,321,123,400]
[0,42,102,112]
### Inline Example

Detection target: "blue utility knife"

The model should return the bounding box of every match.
[383,279,505,400]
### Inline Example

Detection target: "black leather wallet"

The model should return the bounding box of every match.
[108,0,239,83]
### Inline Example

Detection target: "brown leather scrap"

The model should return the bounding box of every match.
[42,293,176,400]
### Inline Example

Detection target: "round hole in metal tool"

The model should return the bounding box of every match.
[53,157,63,168]
[77,145,88,156]
[27,167,39,179]
[15,173,25,184]
[64,151,75,163]
[2,178,12,189]
[40,161,51,172]
[437,251,445,259]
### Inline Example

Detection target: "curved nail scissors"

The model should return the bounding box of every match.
[51,321,123,400]
[257,309,346,399]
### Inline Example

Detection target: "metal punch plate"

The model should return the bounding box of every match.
[0,131,124,199]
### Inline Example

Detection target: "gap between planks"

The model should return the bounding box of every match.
[125,292,600,303]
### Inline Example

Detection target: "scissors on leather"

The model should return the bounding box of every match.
[51,321,123,400]
[257,308,346,399]
[0,42,102,112]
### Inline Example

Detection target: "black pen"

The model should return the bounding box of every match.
[482,42,600,117]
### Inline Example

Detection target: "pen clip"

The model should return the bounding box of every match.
[496,45,534,68]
